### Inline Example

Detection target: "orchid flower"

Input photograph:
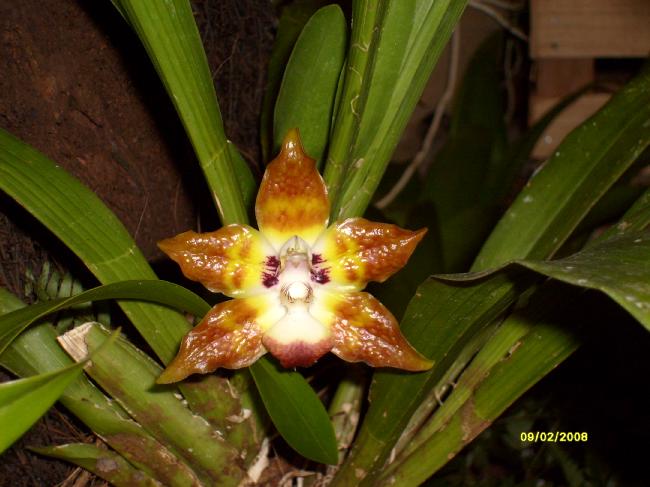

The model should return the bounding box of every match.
[157,129,432,383]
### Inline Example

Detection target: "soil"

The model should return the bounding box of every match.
[0,0,274,485]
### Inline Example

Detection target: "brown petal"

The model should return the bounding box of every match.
[255,128,329,249]
[311,218,426,291]
[158,224,276,298]
[157,295,284,383]
[311,291,432,371]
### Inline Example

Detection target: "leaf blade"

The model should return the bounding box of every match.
[0,280,209,355]
[250,358,338,465]
[0,329,118,454]
[273,5,347,163]
[113,0,250,223]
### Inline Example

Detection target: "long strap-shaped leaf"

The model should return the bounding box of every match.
[327,0,468,219]
[112,0,252,223]
[382,189,650,484]
[0,290,205,486]
[0,128,252,462]
[0,280,208,355]
[108,1,336,461]
[332,62,650,486]
[474,65,650,269]
[0,128,190,362]
[380,281,583,486]
[0,328,117,454]
[58,322,241,486]
[31,443,158,487]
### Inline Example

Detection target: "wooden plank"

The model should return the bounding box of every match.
[529,93,611,159]
[531,0,650,58]
[534,59,594,98]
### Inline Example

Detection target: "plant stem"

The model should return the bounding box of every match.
[0,291,201,486]
[332,1,467,220]
[328,365,367,463]
[324,0,385,212]
[58,322,246,486]
[31,443,160,487]
[379,284,580,486]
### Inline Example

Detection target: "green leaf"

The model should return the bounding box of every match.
[0,280,209,355]
[380,281,582,486]
[261,0,331,161]
[112,0,250,224]
[444,202,650,332]
[0,329,118,454]
[59,322,243,486]
[0,289,203,487]
[422,34,507,272]
[324,0,383,207]
[273,5,347,163]
[329,0,468,219]
[332,65,650,486]
[515,231,650,330]
[31,443,159,487]
[474,64,650,270]
[250,358,338,465]
[382,188,650,484]
[330,270,532,486]
[0,128,192,363]
[0,117,257,454]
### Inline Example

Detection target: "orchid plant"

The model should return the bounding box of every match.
[1,1,649,486]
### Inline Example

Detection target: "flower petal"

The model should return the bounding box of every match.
[311,291,432,371]
[262,305,333,368]
[311,218,426,291]
[158,224,277,298]
[256,128,329,249]
[157,295,284,383]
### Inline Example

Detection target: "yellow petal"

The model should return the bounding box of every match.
[158,224,277,298]
[157,294,284,383]
[311,291,432,371]
[255,128,330,249]
[311,218,426,291]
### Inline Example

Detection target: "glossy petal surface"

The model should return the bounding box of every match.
[312,218,426,291]
[255,128,330,249]
[157,295,284,383]
[312,291,432,371]
[158,224,275,298]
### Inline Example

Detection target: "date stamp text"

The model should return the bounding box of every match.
[520,432,588,443]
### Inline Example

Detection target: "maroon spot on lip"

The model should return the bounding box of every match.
[310,253,330,284]
[262,273,279,287]
[262,256,280,288]
[311,267,330,284]
[266,255,280,269]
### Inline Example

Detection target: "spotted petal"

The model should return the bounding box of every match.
[311,218,426,291]
[255,128,330,249]
[158,224,276,298]
[311,291,432,371]
[157,295,284,383]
